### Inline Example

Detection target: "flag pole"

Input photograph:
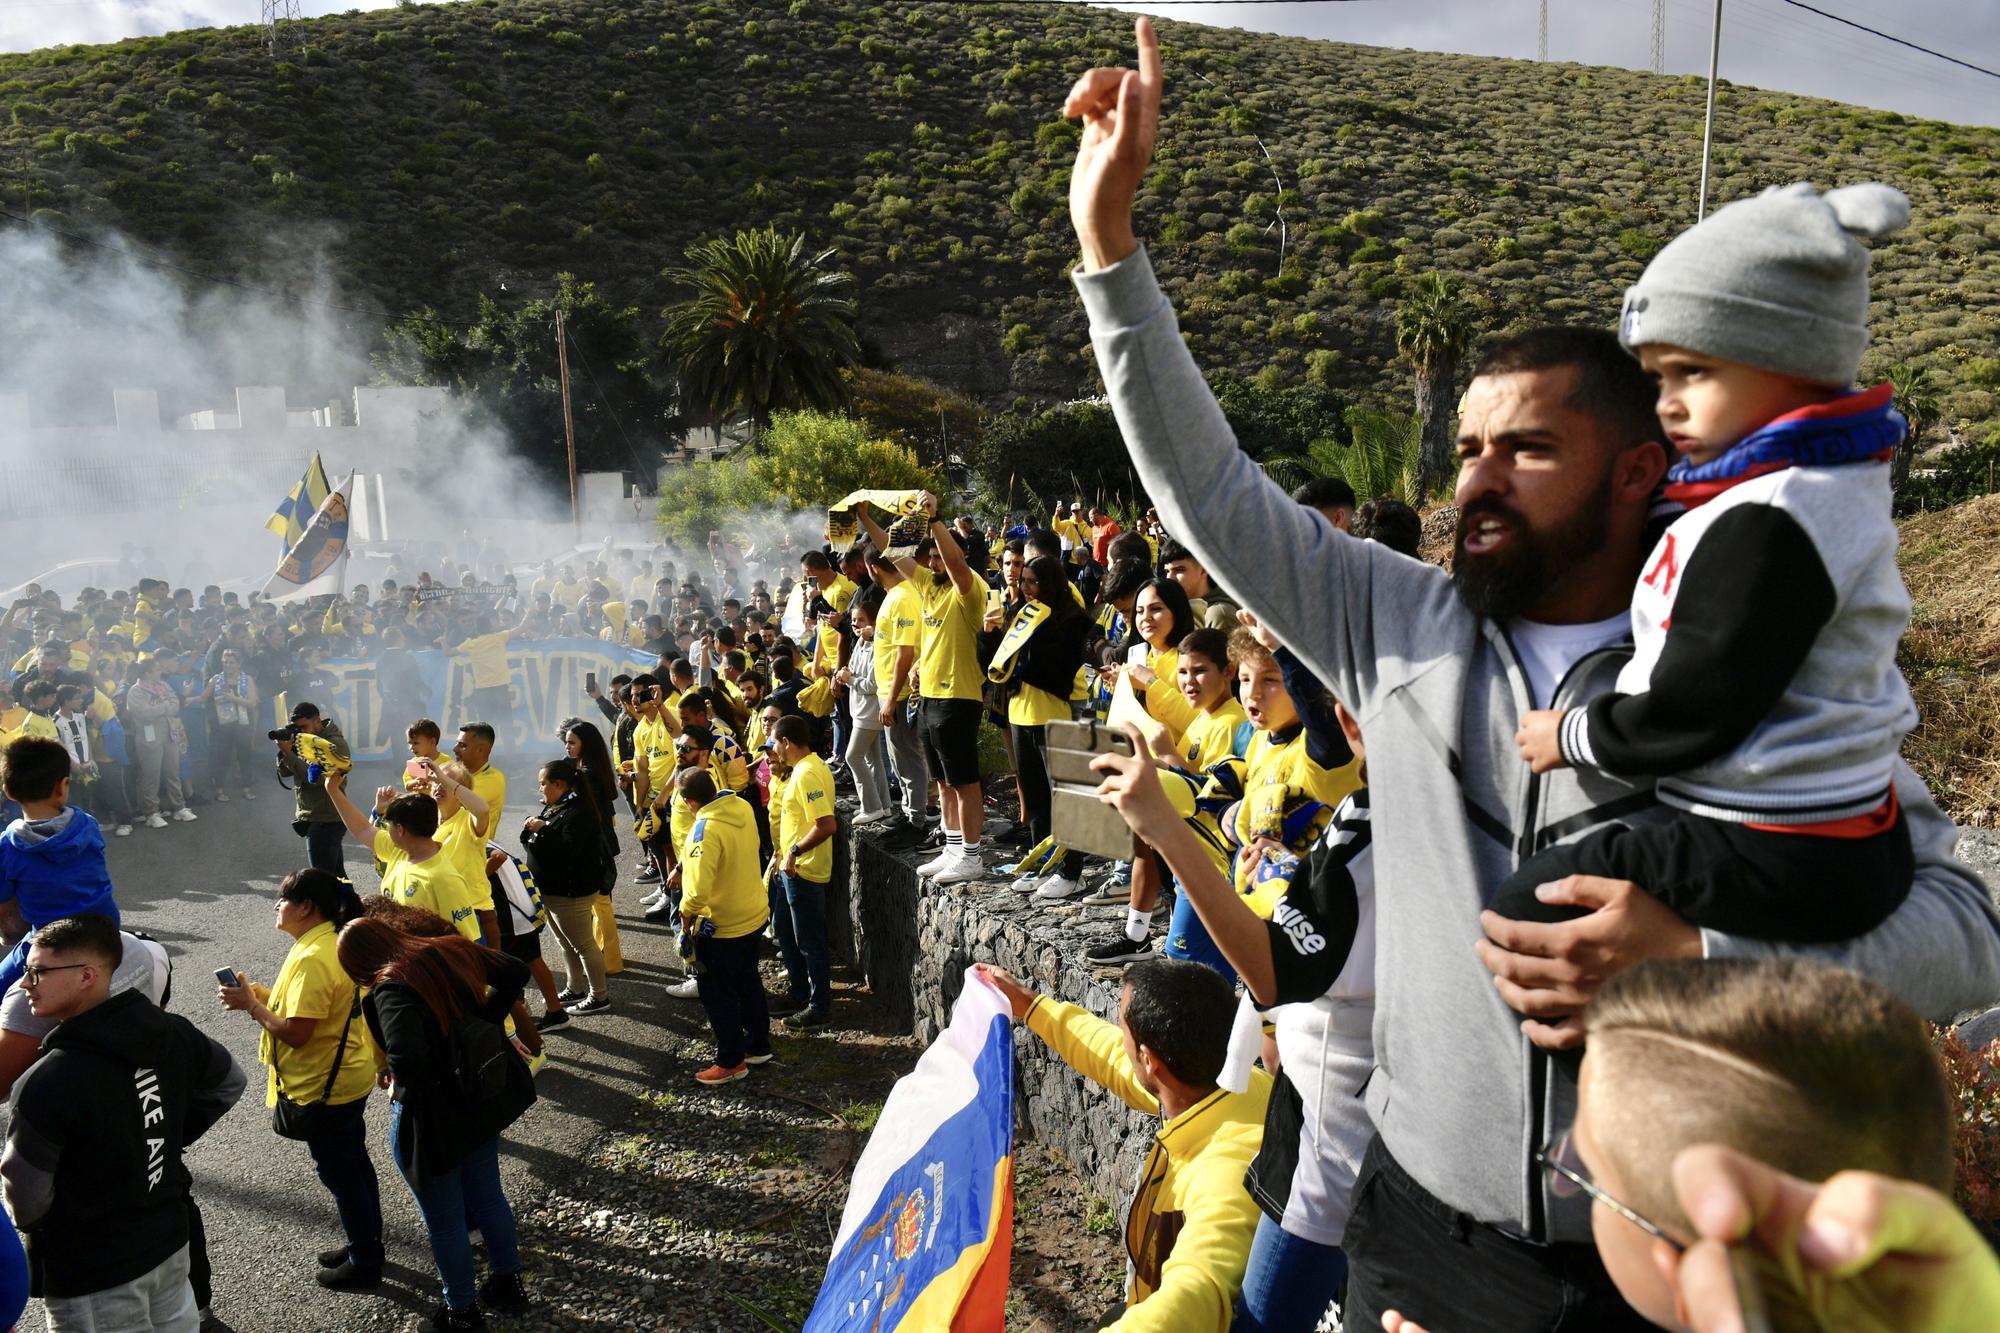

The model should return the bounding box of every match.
[1697,0,1724,220]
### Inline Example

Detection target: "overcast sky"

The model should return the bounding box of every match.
[2,0,1995,128]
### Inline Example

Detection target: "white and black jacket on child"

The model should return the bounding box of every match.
[1557,384,1915,825]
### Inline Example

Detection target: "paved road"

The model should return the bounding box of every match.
[7,751,702,1333]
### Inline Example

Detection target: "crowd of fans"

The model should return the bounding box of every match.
[0,19,1997,1333]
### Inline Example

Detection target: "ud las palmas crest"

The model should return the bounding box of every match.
[276,490,349,587]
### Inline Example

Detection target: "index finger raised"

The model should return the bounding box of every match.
[1135,16,1162,91]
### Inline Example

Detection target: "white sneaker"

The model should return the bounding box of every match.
[214,790,229,803]
[115,823,132,837]
[146,813,168,829]
[241,786,256,800]
[172,808,198,823]
[642,890,667,909]
[852,810,892,827]
[916,848,958,878]
[1013,873,1046,894]
[932,852,988,885]
[666,977,701,999]
[1034,873,1084,900]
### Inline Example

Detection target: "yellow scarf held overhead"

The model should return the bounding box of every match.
[827,489,928,556]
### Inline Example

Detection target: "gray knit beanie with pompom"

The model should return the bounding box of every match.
[1618,181,1908,387]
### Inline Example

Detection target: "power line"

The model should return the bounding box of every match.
[1774,0,2000,81]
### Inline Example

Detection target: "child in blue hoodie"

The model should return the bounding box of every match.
[0,736,119,989]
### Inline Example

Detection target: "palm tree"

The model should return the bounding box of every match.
[660,227,862,437]
[1262,406,1419,504]
[1887,361,1940,494]
[1396,272,1476,499]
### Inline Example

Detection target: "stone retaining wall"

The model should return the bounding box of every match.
[831,823,1157,1206]
[825,820,2000,1206]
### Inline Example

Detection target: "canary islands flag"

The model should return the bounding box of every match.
[805,966,1014,1332]
[267,453,332,546]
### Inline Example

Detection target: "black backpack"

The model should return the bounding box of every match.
[444,1005,535,1146]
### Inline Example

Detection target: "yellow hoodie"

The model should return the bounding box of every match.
[679,791,768,939]
[1024,996,1268,1331]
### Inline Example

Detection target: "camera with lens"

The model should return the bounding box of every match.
[272,726,351,785]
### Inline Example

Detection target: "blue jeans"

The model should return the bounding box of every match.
[303,1096,384,1269]
[1163,880,1239,986]
[389,1102,521,1310]
[1235,1212,1347,1332]
[770,873,830,1013]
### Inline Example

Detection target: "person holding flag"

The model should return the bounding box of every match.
[976,959,1267,1331]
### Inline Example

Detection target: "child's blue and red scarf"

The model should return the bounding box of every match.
[1662,382,1906,509]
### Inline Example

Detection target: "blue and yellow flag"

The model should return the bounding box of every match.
[266,453,332,546]
[806,967,1013,1332]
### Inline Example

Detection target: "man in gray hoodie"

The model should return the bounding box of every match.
[1061,19,2000,1330]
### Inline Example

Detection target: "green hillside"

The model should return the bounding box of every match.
[3,0,1996,432]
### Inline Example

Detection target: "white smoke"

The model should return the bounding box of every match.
[0,222,627,592]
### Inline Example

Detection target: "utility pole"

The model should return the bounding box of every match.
[1538,0,1548,61]
[1651,0,1667,73]
[1697,0,1724,219]
[555,307,580,542]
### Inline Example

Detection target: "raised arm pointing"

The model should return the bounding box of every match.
[1067,17,1161,273]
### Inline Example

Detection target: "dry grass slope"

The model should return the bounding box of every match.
[1899,493,2000,826]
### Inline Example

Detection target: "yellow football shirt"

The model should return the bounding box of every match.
[260,921,377,1108]
[911,567,984,703]
[373,830,481,939]
[455,632,513,690]
[435,805,495,913]
[874,581,921,703]
[775,753,838,884]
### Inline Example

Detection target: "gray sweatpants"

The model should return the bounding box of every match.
[844,724,891,819]
[883,712,928,821]
[42,1243,199,1332]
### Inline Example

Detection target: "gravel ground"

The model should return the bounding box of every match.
[0,751,1127,1333]
[498,967,1124,1333]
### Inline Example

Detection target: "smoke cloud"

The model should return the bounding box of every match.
[0,222,636,593]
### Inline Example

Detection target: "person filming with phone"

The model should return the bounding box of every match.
[216,869,383,1293]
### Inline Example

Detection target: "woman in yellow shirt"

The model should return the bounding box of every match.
[218,869,384,1288]
[1117,578,1198,750]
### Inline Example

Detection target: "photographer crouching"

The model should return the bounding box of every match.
[274,702,353,876]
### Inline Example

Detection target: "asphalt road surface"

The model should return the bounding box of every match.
[6,749,702,1333]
